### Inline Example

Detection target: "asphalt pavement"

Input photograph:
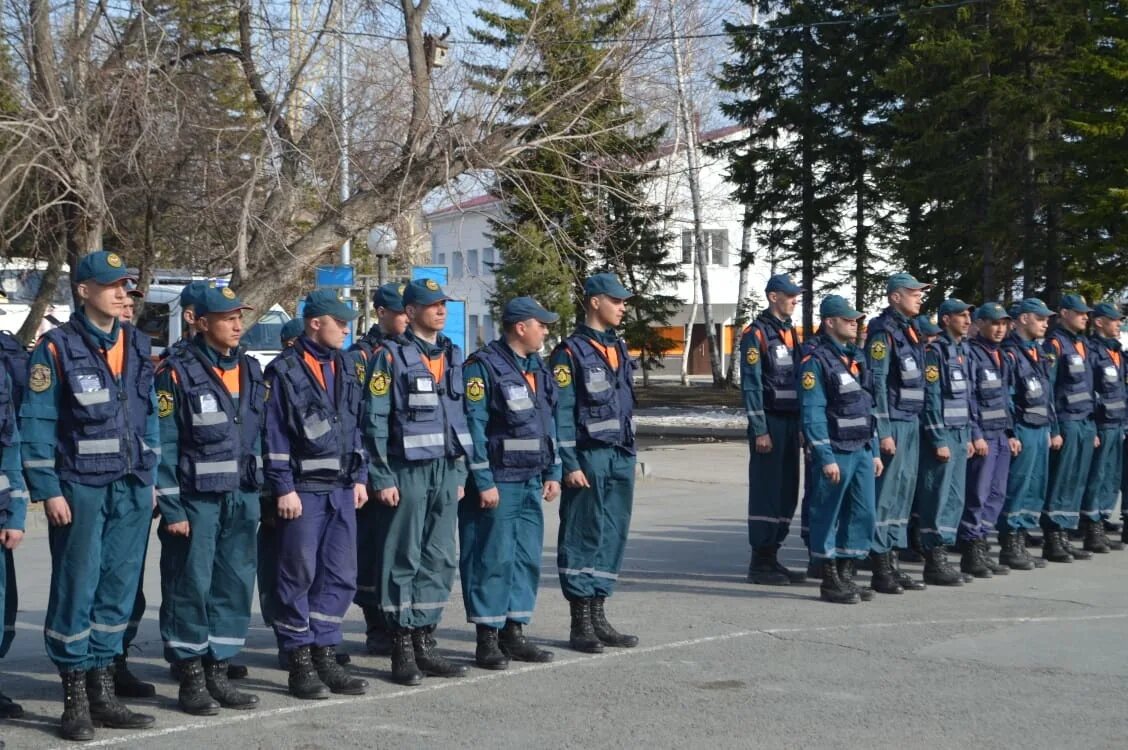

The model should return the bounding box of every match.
[2,442,1127,749]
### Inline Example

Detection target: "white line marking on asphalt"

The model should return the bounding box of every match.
[40,610,1128,749]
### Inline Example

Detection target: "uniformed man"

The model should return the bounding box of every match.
[264,289,369,699]
[0,289,30,411]
[20,251,157,741]
[915,299,977,586]
[119,282,143,323]
[363,278,471,686]
[998,299,1056,566]
[351,282,408,657]
[155,285,265,715]
[962,303,1034,572]
[460,297,561,669]
[865,272,929,594]
[800,295,881,604]
[551,273,639,652]
[280,317,303,348]
[0,343,28,720]
[902,313,942,564]
[1042,294,1097,562]
[915,315,942,345]
[740,273,805,585]
[1081,301,1125,552]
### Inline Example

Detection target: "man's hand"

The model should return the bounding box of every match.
[564,470,590,489]
[873,457,884,478]
[973,438,989,457]
[1008,437,1022,457]
[1050,435,1064,451]
[457,485,465,501]
[277,491,303,520]
[479,487,500,510]
[165,521,190,537]
[822,463,841,484]
[936,445,951,463]
[754,434,773,454]
[377,487,400,508]
[354,483,369,510]
[543,481,561,503]
[44,496,71,526]
[880,437,897,456]
[0,529,24,550]
[966,442,976,459]
[1095,435,1101,449]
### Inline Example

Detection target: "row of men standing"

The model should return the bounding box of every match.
[741,272,1127,604]
[0,251,642,742]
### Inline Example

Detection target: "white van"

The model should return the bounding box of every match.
[0,259,73,337]
[134,284,292,367]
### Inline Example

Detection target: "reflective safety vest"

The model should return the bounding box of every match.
[866,309,925,420]
[47,320,158,486]
[810,342,873,452]
[1003,335,1051,428]
[267,342,365,490]
[0,332,29,411]
[164,343,267,494]
[384,336,473,462]
[472,340,556,482]
[967,338,1009,435]
[0,368,15,517]
[560,333,636,454]
[749,316,799,413]
[931,337,971,428]
[1046,330,1093,421]
[1089,337,1126,427]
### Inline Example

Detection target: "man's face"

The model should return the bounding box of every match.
[409,301,447,333]
[826,316,858,342]
[200,311,244,351]
[1094,316,1122,339]
[978,318,1009,343]
[119,298,135,323]
[1060,308,1089,334]
[770,292,800,318]
[946,310,971,338]
[890,287,924,317]
[309,314,350,350]
[514,318,549,352]
[80,280,127,319]
[378,307,409,337]
[1020,313,1050,339]
[592,295,627,328]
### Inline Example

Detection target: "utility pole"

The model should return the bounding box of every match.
[337,0,352,297]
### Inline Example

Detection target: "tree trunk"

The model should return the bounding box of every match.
[16,248,64,344]
[726,209,754,386]
[799,25,816,338]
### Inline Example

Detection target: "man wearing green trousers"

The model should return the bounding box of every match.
[0,361,28,720]
[550,273,639,653]
[1081,301,1126,552]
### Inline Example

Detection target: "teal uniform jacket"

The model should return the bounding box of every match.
[799,339,878,468]
[0,369,27,657]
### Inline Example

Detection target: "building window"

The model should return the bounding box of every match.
[679,228,730,266]
[436,251,446,266]
[482,247,495,275]
[482,314,495,342]
[467,249,479,277]
[469,315,480,347]
[681,230,693,264]
[451,251,463,279]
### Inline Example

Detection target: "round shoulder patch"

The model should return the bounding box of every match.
[397,283,406,294]
[355,359,366,384]
[106,252,123,268]
[869,340,887,361]
[157,389,175,417]
[925,364,940,383]
[466,376,486,402]
[222,287,236,299]
[745,347,760,365]
[553,364,572,388]
[29,363,51,393]
[801,370,816,390]
[369,370,390,397]
[425,279,440,291]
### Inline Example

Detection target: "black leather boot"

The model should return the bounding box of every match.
[1100,520,1124,550]
[112,654,155,698]
[86,666,155,728]
[475,625,510,670]
[1018,530,1047,567]
[0,684,24,719]
[591,597,639,648]
[411,627,468,678]
[976,538,1009,575]
[391,629,424,686]
[820,560,860,604]
[286,646,330,699]
[747,546,790,585]
[364,607,393,656]
[836,558,873,601]
[499,620,554,662]
[1042,529,1073,563]
[869,551,903,595]
[568,599,604,653]
[1082,517,1111,553]
[312,645,369,693]
[923,546,964,586]
[889,551,926,591]
[898,524,925,563]
[959,538,992,578]
[59,669,94,742]
[1062,530,1093,560]
[203,657,259,709]
[176,658,220,716]
[998,531,1035,570]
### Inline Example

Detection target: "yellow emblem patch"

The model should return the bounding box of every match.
[106,252,123,268]
[157,390,175,418]
[425,279,440,291]
[221,287,236,299]
[802,371,816,390]
[397,284,406,295]
[870,340,887,361]
[29,363,51,393]
[745,347,760,365]
[466,377,486,402]
[925,365,940,384]
[554,364,572,388]
[369,370,390,396]
[355,360,366,384]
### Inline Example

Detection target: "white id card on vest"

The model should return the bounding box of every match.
[77,373,102,393]
[414,377,435,393]
[837,372,854,386]
[199,393,219,413]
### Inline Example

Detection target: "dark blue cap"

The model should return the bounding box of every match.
[886,272,930,294]
[179,281,210,310]
[765,273,802,296]
[403,279,452,307]
[1017,298,1053,317]
[125,280,144,299]
[583,273,633,300]
[1059,293,1092,313]
[281,317,304,341]
[75,251,136,285]
[196,285,253,316]
[914,315,942,335]
[819,294,864,320]
[937,298,972,319]
[1092,301,1123,321]
[974,302,1010,321]
[302,289,359,321]
[1007,303,1021,319]
[502,296,560,324]
[372,282,405,312]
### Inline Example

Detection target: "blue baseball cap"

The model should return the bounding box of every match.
[886,272,930,294]
[1017,298,1053,317]
[974,302,1011,321]
[765,273,802,296]
[1092,301,1123,321]
[819,294,864,320]
[302,289,359,321]
[937,298,973,319]
[75,251,136,285]
[403,279,452,307]
[372,282,405,312]
[196,285,253,316]
[502,296,560,324]
[914,315,942,336]
[1059,294,1092,313]
[179,281,210,311]
[125,280,144,299]
[280,317,304,342]
[583,273,633,300]
[1007,303,1022,319]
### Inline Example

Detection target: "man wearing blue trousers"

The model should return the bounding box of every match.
[1081,301,1126,552]
[460,297,562,669]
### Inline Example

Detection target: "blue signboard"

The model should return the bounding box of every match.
[316,265,356,289]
